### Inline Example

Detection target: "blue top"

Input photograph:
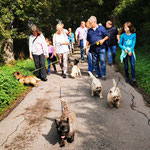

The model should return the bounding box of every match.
[119,33,136,52]
[119,33,136,63]
[68,33,74,43]
[87,25,109,52]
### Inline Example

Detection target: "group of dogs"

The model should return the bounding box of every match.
[13,58,121,147]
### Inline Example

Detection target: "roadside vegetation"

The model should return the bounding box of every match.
[116,44,150,96]
[0,59,35,115]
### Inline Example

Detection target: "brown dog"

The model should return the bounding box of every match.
[55,99,76,147]
[13,71,41,86]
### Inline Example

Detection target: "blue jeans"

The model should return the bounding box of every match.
[107,45,117,64]
[80,39,84,60]
[87,52,93,72]
[123,54,135,79]
[92,48,106,77]
[47,58,56,73]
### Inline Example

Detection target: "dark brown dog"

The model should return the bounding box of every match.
[13,71,40,86]
[55,99,76,147]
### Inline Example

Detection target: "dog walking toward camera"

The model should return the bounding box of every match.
[107,79,121,108]
[55,99,76,147]
[88,71,103,99]
[70,59,82,78]
[13,71,41,86]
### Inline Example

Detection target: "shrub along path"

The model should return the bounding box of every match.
[0,50,150,150]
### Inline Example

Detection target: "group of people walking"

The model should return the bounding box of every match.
[29,15,136,84]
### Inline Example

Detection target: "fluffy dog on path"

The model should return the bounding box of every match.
[88,71,103,99]
[55,99,76,147]
[70,59,81,78]
[13,71,41,86]
[107,79,121,108]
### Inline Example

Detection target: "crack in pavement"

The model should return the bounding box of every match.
[119,80,150,126]
[0,117,25,148]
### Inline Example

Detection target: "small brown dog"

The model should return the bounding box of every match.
[107,79,121,108]
[55,99,76,147]
[13,71,41,86]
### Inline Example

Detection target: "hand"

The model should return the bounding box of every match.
[99,39,104,45]
[85,49,88,55]
[45,55,49,58]
[125,49,128,53]
[128,51,132,56]
[53,51,56,56]
[30,54,33,60]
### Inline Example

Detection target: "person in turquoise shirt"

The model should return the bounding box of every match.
[119,22,136,83]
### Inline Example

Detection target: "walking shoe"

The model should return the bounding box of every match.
[131,78,136,84]
[125,78,130,83]
[95,75,100,78]
[41,78,48,81]
[108,63,112,66]
[101,76,106,81]
[63,74,66,78]
[47,72,51,75]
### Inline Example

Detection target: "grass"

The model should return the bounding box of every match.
[0,59,36,115]
[116,44,150,96]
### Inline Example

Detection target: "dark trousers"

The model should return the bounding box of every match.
[123,54,135,80]
[32,54,47,79]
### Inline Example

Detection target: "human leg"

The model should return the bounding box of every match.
[123,55,130,82]
[47,58,51,73]
[112,45,117,64]
[80,40,84,61]
[92,52,100,77]
[87,52,93,72]
[99,49,106,77]
[129,54,135,80]
[32,54,40,78]
[107,46,112,65]
[39,54,47,80]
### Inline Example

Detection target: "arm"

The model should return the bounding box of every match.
[29,36,33,59]
[119,34,126,50]
[41,34,48,57]
[130,33,136,52]
[99,27,109,45]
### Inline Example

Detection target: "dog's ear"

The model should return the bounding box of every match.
[113,79,116,87]
[66,117,69,123]
[55,119,60,127]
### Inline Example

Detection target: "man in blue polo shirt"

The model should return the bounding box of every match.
[86,16,109,80]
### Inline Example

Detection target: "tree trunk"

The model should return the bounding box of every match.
[1,39,15,64]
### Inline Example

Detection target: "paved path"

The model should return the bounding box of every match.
[0,51,150,150]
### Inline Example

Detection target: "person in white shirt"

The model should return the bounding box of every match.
[53,24,69,78]
[29,24,48,81]
[75,21,87,62]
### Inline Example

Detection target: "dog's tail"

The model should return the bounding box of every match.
[113,79,117,87]
[88,71,95,79]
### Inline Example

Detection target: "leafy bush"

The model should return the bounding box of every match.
[0,59,35,115]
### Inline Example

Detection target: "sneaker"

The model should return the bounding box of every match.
[62,71,64,75]
[63,74,66,78]
[126,78,130,83]
[47,72,51,75]
[131,78,136,84]
[81,60,84,63]
[101,76,106,81]
[41,78,47,81]
[108,63,112,66]
[95,75,100,78]
[54,70,57,73]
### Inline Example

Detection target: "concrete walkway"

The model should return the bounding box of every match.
[0,51,150,150]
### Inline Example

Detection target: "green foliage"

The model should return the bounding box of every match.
[116,44,150,96]
[0,59,35,115]
[114,0,150,45]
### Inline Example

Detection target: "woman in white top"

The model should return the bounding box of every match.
[29,24,48,81]
[53,24,69,78]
